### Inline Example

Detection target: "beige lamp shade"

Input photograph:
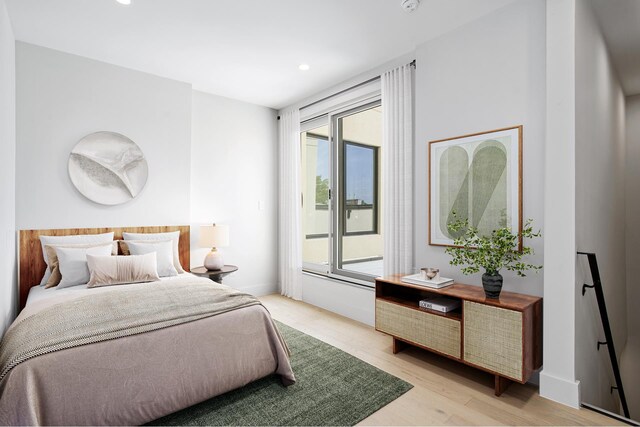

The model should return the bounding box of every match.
[199,224,229,248]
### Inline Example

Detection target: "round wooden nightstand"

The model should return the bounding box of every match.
[191,265,238,284]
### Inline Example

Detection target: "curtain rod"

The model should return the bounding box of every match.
[299,75,380,112]
[278,59,415,120]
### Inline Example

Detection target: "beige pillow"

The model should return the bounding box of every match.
[44,241,118,289]
[86,253,160,288]
[38,232,114,286]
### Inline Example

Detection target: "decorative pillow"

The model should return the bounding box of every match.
[56,243,115,289]
[87,253,160,288]
[118,240,140,255]
[39,232,114,286]
[125,240,178,277]
[44,241,118,288]
[122,231,185,273]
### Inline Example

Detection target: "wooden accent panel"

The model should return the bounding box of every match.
[378,274,539,312]
[19,226,190,310]
[376,299,461,359]
[463,301,523,381]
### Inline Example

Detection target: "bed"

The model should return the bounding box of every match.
[0,226,295,426]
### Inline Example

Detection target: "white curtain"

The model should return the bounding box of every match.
[382,64,414,276]
[278,108,303,299]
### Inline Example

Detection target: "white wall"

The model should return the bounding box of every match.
[414,0,545,297]
[625,96,640,340]
[302,273,375,325]
[12,42,281,315]
[15,42,192,229]
[540,0,580,408]
[190,90,278,296]
[574,0,628,415]
[0,0,16,334]
[622,94,640,421]
[296,0,547,330]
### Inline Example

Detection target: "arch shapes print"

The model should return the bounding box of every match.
[428,126,522,249]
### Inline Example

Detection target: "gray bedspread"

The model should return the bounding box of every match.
[0,276,295,426]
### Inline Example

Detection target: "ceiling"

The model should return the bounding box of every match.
[591,0,640,96]
[5,0,514,109]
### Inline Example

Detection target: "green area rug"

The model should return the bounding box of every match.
[149,321,412,426]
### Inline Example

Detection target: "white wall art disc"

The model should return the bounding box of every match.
[68,132,148,205]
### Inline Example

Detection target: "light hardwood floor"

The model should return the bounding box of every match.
[260,294,622,426]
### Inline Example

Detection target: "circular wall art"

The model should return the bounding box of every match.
[68,131,148,205]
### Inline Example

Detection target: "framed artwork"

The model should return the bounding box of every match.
[429,125,522,248]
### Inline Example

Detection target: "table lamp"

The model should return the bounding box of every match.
[199,224,229,270]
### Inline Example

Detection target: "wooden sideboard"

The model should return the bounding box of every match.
[375,275,542,396]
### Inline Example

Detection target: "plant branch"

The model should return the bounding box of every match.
[444,214,542,278]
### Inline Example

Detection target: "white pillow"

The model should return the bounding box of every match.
[122,231,185,273]
[43,241,119,289]
[39,232,114,286]
[125,240,178,277]
[56,243,115,289]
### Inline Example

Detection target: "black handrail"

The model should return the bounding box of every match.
[577,252,630,419]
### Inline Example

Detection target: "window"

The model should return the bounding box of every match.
[301,123,330,266]
[301,101,383,283]
[343,142,378,236]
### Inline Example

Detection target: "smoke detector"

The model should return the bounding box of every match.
[401,0,420,12]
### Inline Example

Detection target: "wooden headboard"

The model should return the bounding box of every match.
[18,225,191,310]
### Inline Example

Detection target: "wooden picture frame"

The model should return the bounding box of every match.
[428,126,523,249]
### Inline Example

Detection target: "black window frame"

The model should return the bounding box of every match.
[341,140,380,237]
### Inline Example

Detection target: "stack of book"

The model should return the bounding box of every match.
[419,297,461,313]
[400,273,454,289]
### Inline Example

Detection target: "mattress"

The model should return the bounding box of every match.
[25,272,195,305]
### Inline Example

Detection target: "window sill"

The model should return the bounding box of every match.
[302,270,376,290]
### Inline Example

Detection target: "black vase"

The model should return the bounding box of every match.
[482,272,503,299]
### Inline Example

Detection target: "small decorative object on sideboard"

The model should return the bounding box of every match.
[420,267,439,280]
[419,297,460,313]
[199,224,230,271]
[445,214,542,299]
[401,273,453,289]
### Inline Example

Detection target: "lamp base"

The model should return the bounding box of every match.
[204,249,224,270]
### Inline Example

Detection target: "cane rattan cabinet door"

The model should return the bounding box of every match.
[376,299,461,358]
[463,301,523,381]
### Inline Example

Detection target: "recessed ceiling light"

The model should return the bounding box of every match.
[116,0,131,5]
[298,64,310,71]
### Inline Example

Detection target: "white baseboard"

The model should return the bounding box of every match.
[540,370,581,408]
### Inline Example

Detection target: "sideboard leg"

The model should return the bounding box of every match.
[494,375,512,396]
[392,338,409,354]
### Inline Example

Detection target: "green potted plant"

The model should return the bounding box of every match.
[445,216,542,299]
